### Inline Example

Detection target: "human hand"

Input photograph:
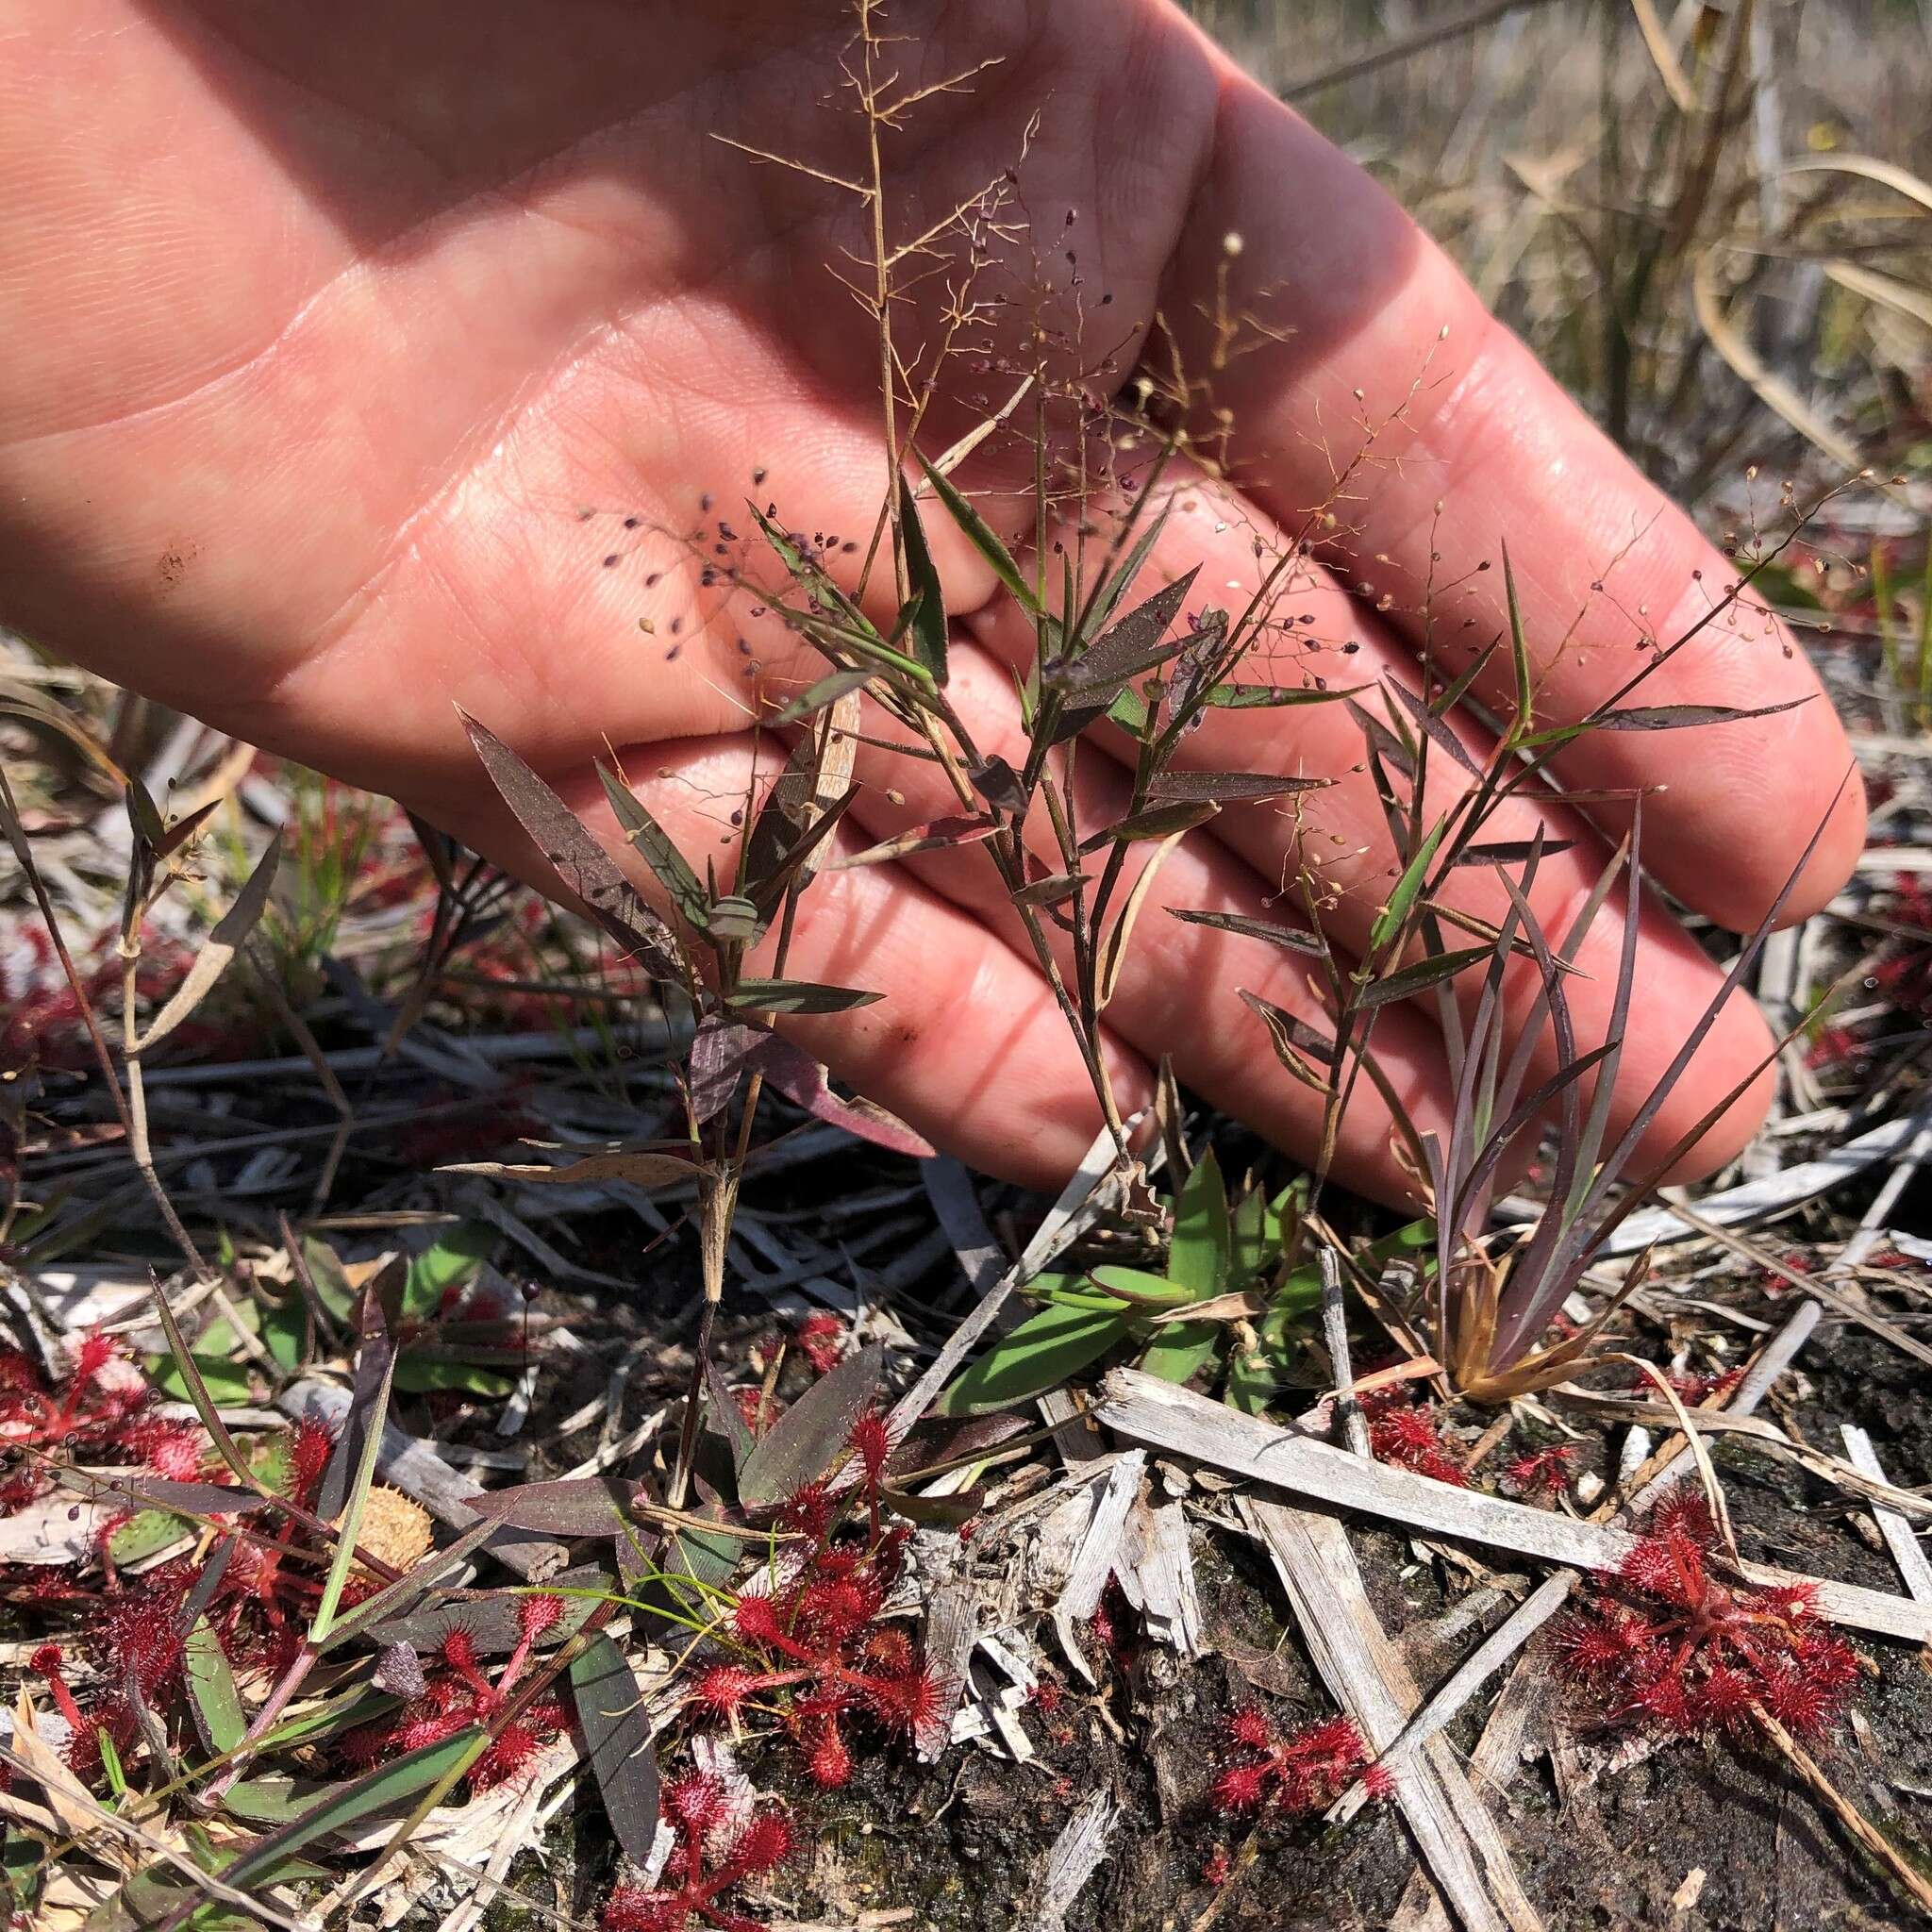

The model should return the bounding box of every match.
[0,0,1863,1197]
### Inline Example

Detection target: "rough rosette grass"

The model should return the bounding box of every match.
[602,1772,793,1932]
[343,1592,573,1790]
[1557,1492,1863,1737]
[1209,1707,1390,1817]
[691,1413,940,1789]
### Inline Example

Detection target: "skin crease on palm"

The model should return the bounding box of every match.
[0,0,1866,1205]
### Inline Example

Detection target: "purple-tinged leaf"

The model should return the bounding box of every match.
[110,1477,265,1518]
[752,1036,936,1158]
[572,1635,662,1865]
[769,668,875,727]
[366,1566,608,1654]
[1453,839,1576,867]
[314,1267,397,1524]
[1428,636,1502,719]
[374,1641,427,1700]
[897,475,950,685]
[1353,943,1495,1009]
[746,786,858,918]
[1077,799,1219,853]
[1205,679,1370,708]
[724,976,882,1016]
[1012,871,1088,909]
[691,1018,933,1156]
[690,1015,760,1123]
[1045,567,1201,698]
[1345,697,1419,783]
[1387,679,1483,778]
[1144,770,1328,805]
[706,1358,758,1474]
[739,1343,883,1506]
[879,1481,983,1525]
[597,763,709,931]
[458,709,680,976]
[1239,989,1335,1092]
[1582,697,1810,732]
[885,1409,1034,1480]
[1168,908,1325,955]
[970,756,1030,815]
[464,1476,637,1537]
[824,814,997,871]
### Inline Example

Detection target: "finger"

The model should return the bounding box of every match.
[963,470,1777,1179]
[1154,27,1863,929]
[432,732,1147,1191]
[791,639,1457,1205]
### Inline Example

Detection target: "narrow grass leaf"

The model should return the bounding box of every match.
[1046,569,1200,698]
[705,1359,757,1474]
[897,475,950,685]
[739,1343,884,1505]
[1503,543,1534,735]
[1144,770,1328,804]
[1428,637,1502,719]
[136,837,281,1054]
[770,669,875,727]
[310,1283,397,1643]
[597,764,709,931]
[218,1729,488,1890]
[1453,839,1575,867]
[1238,990,1334,1093]
[1369,816,1451,954]
[466,1476,637,1537]
[1205,680,1369,708]
[1568,697,1811,733]
[571,1635,661,1865]
[459,709,680,975]
[1168,908,1325,955]
[1075,499,1171,646]
[183,1616,245,1755]
[916,454,1039,614]
[723,977,882,1015]
[1386,679,1482,778]
[1077,799,1218,851]
[1354,943,1494,1010]
[1012,871,1088,908]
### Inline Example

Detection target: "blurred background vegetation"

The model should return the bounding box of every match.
[1192,0,1932,514]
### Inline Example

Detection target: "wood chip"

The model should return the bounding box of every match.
[1116,1493,1204,1657]
[1095,1367,1932,1642]
[1597,1108,1926,1255]
[1238,1499,1541,1932]
[1028,1789,1119,1932]
[1840,1424,1932,1606]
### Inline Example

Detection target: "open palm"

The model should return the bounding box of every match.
[0,0,1863,1195]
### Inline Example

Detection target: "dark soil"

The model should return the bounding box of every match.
[416,1277,1932,1932]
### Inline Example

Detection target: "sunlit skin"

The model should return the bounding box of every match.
[0,2,1864,1201]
